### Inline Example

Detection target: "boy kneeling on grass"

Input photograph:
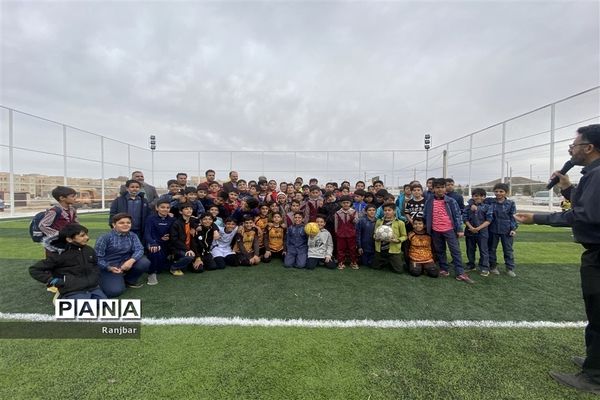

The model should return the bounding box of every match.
[406,217,438,277]
[372,203,407,273]
[30,223,107,300]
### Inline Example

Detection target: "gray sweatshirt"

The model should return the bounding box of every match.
[307,229,334,259]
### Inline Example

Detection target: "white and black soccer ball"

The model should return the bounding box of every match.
[374,225,394,241]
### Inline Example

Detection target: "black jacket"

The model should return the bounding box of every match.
[170,216,200,254]
[29,244,101,296]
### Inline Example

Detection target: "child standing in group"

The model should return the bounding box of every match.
[211,218,240,268]
[307,214,336,269]
[284,212,308,268]
[424,178,473,284]
[109,179,150,242]
[223,189,241,216]
[38,186,79,255]
[335,195,358,270]
[262,212,286,263]
[30,223,106,300]
[406,217,438,277]
[184,187,205,217]
[356,204,377,267]
[488,183,518,277]
[144,199,176,285]
[353,189,367,220]
[286,200,302,227]
[208,204,224,228]
[404,183,426,231]
[158,180,186,217]
[463,188,493,276]
[373,204,407,273]
[254,204,271,252]
[304,185,324,222]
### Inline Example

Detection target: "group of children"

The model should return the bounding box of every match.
[29,175,518,299]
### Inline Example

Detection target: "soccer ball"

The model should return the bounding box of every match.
[304,222,320,237]
[374,225,394,241]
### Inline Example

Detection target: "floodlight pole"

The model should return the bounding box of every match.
[149,135,157,185]
[424,134,431,180]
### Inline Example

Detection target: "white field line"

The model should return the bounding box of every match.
[0,312,587,329]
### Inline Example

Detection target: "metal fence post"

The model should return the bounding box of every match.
[500,122,506,183]
[127,144,131,174]
[549,103,556,209]
[467,134,473,196]
[100,136,105,209]
[62,125,68,186]
[8,109,14,216]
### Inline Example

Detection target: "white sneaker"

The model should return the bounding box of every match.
[507,270,516,277]
[147,273,158,285]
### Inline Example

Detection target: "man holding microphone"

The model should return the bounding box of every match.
[516,124,600,394]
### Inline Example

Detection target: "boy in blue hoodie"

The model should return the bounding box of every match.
[144,199,176,285]
[356,204,377,267]
[284,212,308,268]
[463,188,493,276]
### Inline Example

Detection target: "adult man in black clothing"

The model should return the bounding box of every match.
[516,124,600,395]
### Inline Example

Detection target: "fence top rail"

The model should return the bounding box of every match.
[152,149,426,153]
[0,105,148,151]
[429,85,600,150]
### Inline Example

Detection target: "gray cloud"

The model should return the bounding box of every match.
[1,1,598,185]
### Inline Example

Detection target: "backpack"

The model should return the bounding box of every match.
[30,206,62,242]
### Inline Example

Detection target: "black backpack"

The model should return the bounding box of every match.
[29,206,62,242]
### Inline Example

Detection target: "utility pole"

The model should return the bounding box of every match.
[149,135,157,185]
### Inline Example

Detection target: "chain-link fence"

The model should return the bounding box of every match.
[1,86,598,217]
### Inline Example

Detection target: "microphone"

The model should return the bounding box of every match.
[546,160,574,190]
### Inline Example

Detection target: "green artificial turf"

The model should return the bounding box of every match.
[0,213,585,321]
[0,326,593,400]
[0,213,592,400]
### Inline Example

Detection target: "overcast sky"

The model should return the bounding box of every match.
[1,0,599,185]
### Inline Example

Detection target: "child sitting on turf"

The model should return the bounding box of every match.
[373,203,407,273]
[211,218,240,268]
[30,223,106,300]
[335,195,358,270]
[234,216,262,266]
[284,212,308,268]
[487,183,518,277]
[169,203,199,276]
[424,178,473,284]
[262,212,286,263]
[462,188,493,276]
[144,199,176,285]
[356,204,377,267]
[191,213,219,271]
[406,217,438,277]
[307,214,336,269]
